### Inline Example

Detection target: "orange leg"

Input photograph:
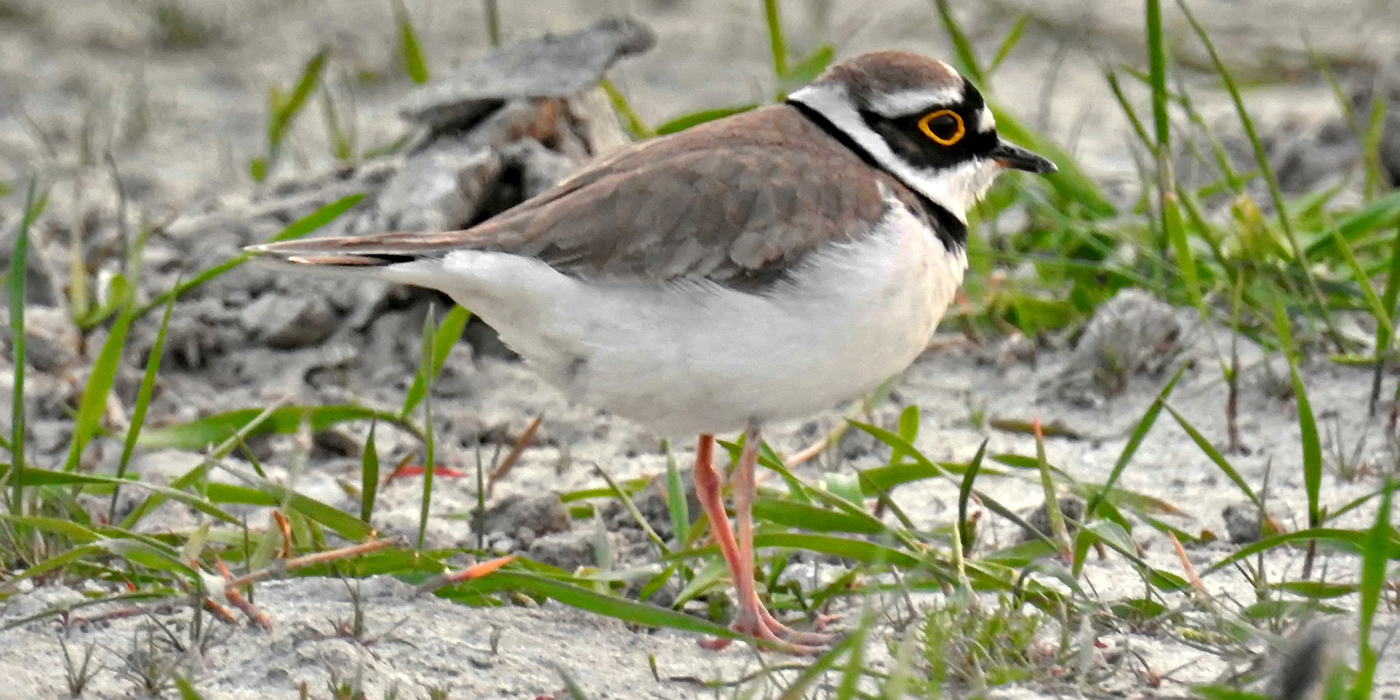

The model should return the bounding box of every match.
[691,431,834,654]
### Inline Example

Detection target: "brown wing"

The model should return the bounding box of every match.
[252,105,894,288]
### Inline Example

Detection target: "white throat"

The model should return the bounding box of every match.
[789,83,1002,222]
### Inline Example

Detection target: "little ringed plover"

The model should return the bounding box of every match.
[250,50,1056,654]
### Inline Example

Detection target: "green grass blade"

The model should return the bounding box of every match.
[1327,190,1400,247]
[762,0,788,83]
[120,401,283,529]
[957,439,987,550]
[1272,292,1301,362]
[482,0,500,46]
[1328,223,1394,332]
[268,47,328,149]
[320,90,353,161]
[1289,364,1322,530]
[5,515,100,543]
[138,193,363,318]
[1146,0,1169,151]
[1073,520,1135,576]
[599,79,654,140]
[1352,481,1393,700]
[64,310,133,472]
[1202,527,1388,574]
[667,531,924,569]
[989,104,1117,218]
[360,421,379,523]
[1032,421,1073,560]
[895,405,920,457]
[137,404,418,450]
[110,289,176,521]
[173,674,205,700]
[1164,404,1262,509]
[670,556,728,607]
[783,44,835,86]
[1167,193,1203,307]
[1145,0,1179,287]
[1176,0,1343,348]
[401,304,470,417]
[549,664,591,700]
[416,306,436,549]
[595,465,669,553]
[1372,223,1400,410]
[860,458,1004,495]
[1104,68,1153,148]
[654,105,757,135]
[932,0,984,83]
[19,468,238,524]
[0,543,106,589]
[833,606,875,700]
[100,537,197,577]
[6,182,40,514]
[779,632,865,699]
[752,498,886,535]
[435,569,745,642]
[393,0,429,84]
[734,439,810,504]
[988,14,1029,75]
[1361,71,1391,199]
[850,421,954,482]
[761,532,922,568]
[663,441,689,546]
[203,482,372,541]
[1087,364,1185,517]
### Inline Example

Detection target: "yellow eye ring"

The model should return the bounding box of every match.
[918,109,965,146]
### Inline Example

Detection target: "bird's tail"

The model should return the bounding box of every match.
[245,229,478,269]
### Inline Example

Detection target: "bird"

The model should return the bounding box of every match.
[248,50,1056,654]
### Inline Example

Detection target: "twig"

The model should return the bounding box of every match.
[1168,532,1214,610]
[485,414,542,497]
[217,559,271,630]
[272,510,293,559]
[414,555,517,595]
[223,539,397,590]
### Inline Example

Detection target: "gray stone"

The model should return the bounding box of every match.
[476,492,571,539]
[501,139,581,199]
[1042,288,1184,407]
[527,529,603,572]
[8,306,81,373]
[370,142,501,233]
[133,449,205,482]
[28,419,71,455]
[1347,57,1400,187]
[1017,495,1085,543]
[0,229,63,308]
[606,470,700,541]
[239,293,341,350]
[399,17,655,130]
[1222,503,1263,544]
[1269,621,1342,700]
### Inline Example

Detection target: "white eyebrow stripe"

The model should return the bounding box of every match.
[979,106,995,131]
[866,85,965,117]
[788,82,976,222]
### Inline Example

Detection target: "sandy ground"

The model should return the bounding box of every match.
[2,0,1400,698]
[2,334,1399,698]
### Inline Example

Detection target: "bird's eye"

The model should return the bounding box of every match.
[918,109,965,146]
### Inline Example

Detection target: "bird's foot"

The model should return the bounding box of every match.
[699,605,836,655]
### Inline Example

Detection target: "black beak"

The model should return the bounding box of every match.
[989,140,1057,174]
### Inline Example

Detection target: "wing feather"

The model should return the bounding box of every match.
[250,104,896,288]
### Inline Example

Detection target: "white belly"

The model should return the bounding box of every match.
[387,199,966,437]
